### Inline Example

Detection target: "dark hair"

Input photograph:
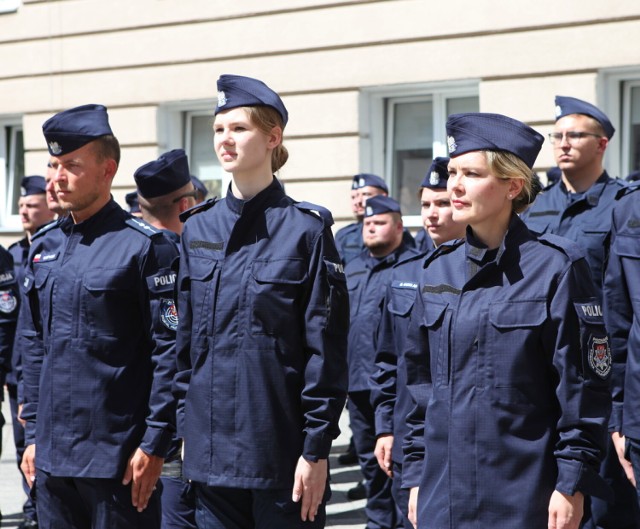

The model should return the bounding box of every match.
[244,106,289,172]
[91,134,121,166]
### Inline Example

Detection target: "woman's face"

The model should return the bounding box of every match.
[213,107,276,176]
[447,151,514,229]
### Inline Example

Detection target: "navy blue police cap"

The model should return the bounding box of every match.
[547,166,562,185]
[43,104,113,156]
[215,74,288,126]
[364,195,401,217]
[356,173,389,193]
[191,175,209,199]
[554,95,615,139]
[20,175,46,196]
[420,157,450,189]
[350,175,360,190]
[134,149,191,199]
[125,191,141,214]
[446,113,544,169]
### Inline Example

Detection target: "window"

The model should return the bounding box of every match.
[362,82,479,225]
[158,102,227,199]
[0,0,20,14]
[621,81,640,177]
[0,119,24,229]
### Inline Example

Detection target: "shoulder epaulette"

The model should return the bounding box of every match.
[31,217,63,241]
[538,233,583,262]
[179,197,218,223]
[422,238,464,268]
[125,217,161,237]
[616,182,639,200]
[293,201,334,228]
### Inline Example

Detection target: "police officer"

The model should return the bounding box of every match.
[7,176,56,529]
[403,112,611,529]
[173,74,348,529]
[522,96,636,529]
[345,194,418,529]
[604,187,640,511]
[413,157,461,253]
[190,174,209,204]
[370,167,465,529]
[335,173,390,265]
[125,190,143,217]
[134,148,197,529]
[19,104,179,529]
[43,162,65,217]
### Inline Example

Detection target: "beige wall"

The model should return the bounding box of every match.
[1,0,639,245]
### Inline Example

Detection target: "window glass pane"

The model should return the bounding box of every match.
[392,101,433,215]
[188,114,223,198]
[447,96,479,117]
[629,86,640,174]
[5,125,24,217]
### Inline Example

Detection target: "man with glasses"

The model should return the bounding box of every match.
[523,96,635,529]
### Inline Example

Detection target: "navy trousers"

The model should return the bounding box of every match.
[193,483,329,529]
[36,470,162,529]
[159,476,196,529]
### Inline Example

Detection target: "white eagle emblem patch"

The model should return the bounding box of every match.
[49,141,62,155]
[217,90,227,107]
[429,171,441,186]
[447,136,457,154]
[588,335,611,379]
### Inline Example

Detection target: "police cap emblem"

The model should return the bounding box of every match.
[588,335,611,379]
[160,298,178,331]
[447,135,457,154]
[49,141,62,155]
[555,104,562,118]
[429,171,441,186]
[217,90,227,108]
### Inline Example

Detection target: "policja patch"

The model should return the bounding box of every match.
[160,298,178,331]
[0,290,17,313]
[588,334,612,378]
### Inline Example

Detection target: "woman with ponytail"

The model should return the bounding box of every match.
[173,74,349,529]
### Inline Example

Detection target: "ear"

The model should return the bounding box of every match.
[597,136,609,155]
[103,158,118,182]
[267,126,282,149]
[178,197,192,214]
[508,178,524,199]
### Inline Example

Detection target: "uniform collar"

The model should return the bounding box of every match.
[465,213,528,266]
[366,242,409,269]
[559,171,610,207]
[60,197,121,233]
[225,177,285,216]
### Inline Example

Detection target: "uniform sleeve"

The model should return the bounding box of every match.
[138,235,180,458]
[602,207,631,433]
[300,227,349,462]
[401,286,432,489]
[20,256,44,446]
[549,257,613,500]
[173,233,192,438]
[370,284,396,436]
[0,251,18,388]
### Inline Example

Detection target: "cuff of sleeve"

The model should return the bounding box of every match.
[556,458,613,501]
[401,458,423,489]
[25,422,36,445]
[609,405,623,433]
[375,412,393,437]
[303,432,332,462]
[140,426,173,459]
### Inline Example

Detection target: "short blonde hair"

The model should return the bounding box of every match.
[483,150,537,214]
[244,106,289,172]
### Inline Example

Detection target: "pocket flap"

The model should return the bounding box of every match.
[614,235,640,259]
[251,258,307,284]
[489,300,547,328]
[389,281,417,316]
[189,256,218,281]
[423,302,448,327]
[83,267,134,291]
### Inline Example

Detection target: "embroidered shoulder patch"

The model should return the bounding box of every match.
[0,290,17,314]
[160,298,178,331]
[588,334,611,379]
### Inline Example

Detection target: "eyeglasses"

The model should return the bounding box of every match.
[548,131,602,145]
[172,189,198,203]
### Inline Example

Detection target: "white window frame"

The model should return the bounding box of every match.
[600,67,640,179]
[0,0,20,14]
[157,100,230,197]
[360,80,479,227]
[0,116,24,231]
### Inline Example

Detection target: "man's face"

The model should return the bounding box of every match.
[18,194,55,235]
[48,142,113,219]
[363,212,402,255]
[45,162,64,214]
[552,114,607,175]
[356,186,385,217]
[349,189,359,216]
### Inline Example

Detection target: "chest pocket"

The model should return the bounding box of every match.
[580,229,607,284]
[186,256,218,336]
[26,267,52,335]
[613,235,640,301]
[250,258,307,335]
[388,282,417,318]
[82,267,137,336]
[487,300,547,393]
[422,301,449,387]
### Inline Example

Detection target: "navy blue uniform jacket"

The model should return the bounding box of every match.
[370,252,426,463]
[345,243,419,392]
[522,171,626,297]
[335,221,363,266]
[20,200,179,478]
[174,178,349,489]
[0,245,18,388]
[403,215,611,528]
[8,236,30,393]
[604,188,640,439]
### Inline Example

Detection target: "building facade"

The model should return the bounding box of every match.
[0,0,639,245]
